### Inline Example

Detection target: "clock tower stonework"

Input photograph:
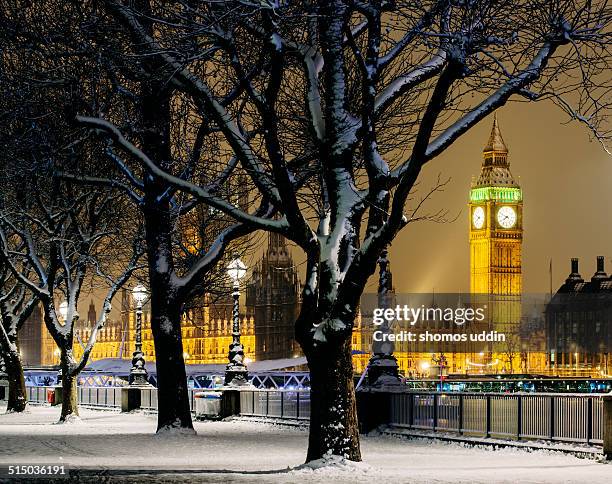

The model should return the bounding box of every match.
[469,117,523,295]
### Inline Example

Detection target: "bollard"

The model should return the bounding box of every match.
[121,387,141,412]
[604,393,612,460]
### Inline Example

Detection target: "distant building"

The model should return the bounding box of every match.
[17,305,43,366]
[546,257,612,376]
[338,118,549,377]
[469,115,523,295]
[87,299,96,326]
[246,233,302,360]
[71,234,302,366]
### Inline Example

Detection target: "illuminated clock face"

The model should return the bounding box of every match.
[497,206,517,228]
[472,206,485,229]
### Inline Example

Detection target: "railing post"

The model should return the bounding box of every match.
[433,394,438,431]
[266,390,270,416]
[280,391,284,418]
[486,395,491,438]
[549,396,555,440]
[296,391,300,419]
[586,397,593,445]
[409,393,415,428]
[458,394,464,435]
[603,394,612,460]
[517,395,522,441]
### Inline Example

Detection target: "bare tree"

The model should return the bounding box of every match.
[1,0,265,433]
[0,260,39,413]
[0,172,144,421]
[0,5,147,421]
[64,1,284,433]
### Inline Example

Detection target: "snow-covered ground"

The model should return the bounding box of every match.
[0,404,609,483]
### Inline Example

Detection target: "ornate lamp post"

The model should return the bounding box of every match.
[0,354,7,381]
[225,255,249,386]
[367,250,401,386]
[129,284,150,386]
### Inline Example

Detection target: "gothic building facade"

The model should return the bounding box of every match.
[246,233,302,360]
[69,233,301,366]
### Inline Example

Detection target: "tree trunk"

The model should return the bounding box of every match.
[143,183,194,433]
[5,352,27,413]
[59,372,79,422]
[150,302,193,433]
[135,10,193,433]
[305,336,361,462]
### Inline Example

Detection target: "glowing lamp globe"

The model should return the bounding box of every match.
[58,301,69,322]
[227,257,247,282]
[132,284,148,305]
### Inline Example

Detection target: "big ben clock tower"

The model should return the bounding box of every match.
[469,116,523,295]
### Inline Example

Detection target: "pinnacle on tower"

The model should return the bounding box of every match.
[474,114,517,188]
[483,113,508,154]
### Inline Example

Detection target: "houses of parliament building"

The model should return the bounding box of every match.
[20,233,305,368]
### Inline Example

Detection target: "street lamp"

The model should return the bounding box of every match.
[225,255,249,386]
[130,284,150,386]
[0,356,6,380]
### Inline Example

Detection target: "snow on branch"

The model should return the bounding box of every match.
[76,116,288,233]
[71,238,145,375]
[104,0,282,206]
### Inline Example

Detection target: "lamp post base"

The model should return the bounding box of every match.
[367,354,402,387]
[129,368,151,387]
[224,365,250,387]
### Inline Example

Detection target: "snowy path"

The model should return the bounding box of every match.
[0,404,610,483]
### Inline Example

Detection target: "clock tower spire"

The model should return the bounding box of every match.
[469,116,523,295]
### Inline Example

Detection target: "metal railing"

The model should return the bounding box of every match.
[21,385,606,449]
[138,387,202,412]
[239,389,310,420]
[390,392,604,445]
[139,387,158,411]
[26,385,54,404]
[77,386,122,408]
[25,385,123,409]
